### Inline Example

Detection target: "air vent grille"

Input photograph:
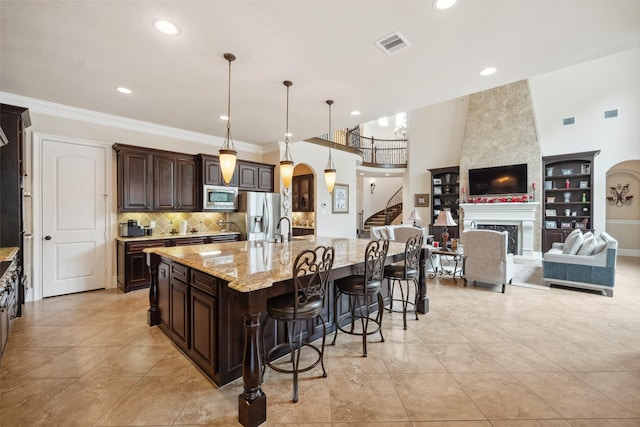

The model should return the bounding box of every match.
[562,117,575,126]
[376,31,410,55]
[604,109,619,119]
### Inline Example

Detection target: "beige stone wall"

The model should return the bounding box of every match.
[460,80,542,251]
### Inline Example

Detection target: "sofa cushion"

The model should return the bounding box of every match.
[562,229,584,254]
[385,225,396,241]
[592,238,608,255]
[577,235,598,255]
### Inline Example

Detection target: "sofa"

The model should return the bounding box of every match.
[463,229,514,293]
[542,230,617,297]
[371,224,430,244]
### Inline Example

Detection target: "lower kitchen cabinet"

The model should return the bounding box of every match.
[189,286,216,378]
[170,263,190,352]
[292,227,314,236]
[157,261,171,333]
[117,240,169,292]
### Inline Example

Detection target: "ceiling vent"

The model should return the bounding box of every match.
[376,31,410,55]
[562,117,576,126]
[604,109,619,119]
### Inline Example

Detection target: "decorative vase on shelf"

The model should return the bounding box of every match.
[563,192,571,203]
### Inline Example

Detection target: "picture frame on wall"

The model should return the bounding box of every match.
[332,183,349,214]
[545,220,557,229]
[415,194,429,207]
[580,164,591,175]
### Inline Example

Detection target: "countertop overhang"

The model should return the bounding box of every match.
[144,236,406,293]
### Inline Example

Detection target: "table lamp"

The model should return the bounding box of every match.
[434,209,457,249]
[408,209,422,227]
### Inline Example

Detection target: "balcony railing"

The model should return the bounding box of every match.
[315,126,407,168]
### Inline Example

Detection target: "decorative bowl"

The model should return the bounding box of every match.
[546,196,556,203]
[561,169,573,175]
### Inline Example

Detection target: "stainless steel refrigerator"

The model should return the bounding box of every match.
[233,192,281,242]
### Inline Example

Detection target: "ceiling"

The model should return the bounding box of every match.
[1,1,639,148]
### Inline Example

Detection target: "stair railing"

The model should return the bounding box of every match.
[384,187,403,224]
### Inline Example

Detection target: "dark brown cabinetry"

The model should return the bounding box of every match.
[189,271,217,378]
[238,161,275,192]
[0,104,30,317]
[117,240,169,292]
[292,174,314,212]
[114,144,197,212]
[170,263,190,352]
[157,261,171,332]
[542,151,598,252]
[292,227,314,236]
[429,166,460,243]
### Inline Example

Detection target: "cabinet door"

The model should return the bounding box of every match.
[157,261,171,332]
[202,156,238,187]
[238,163,258,190]
[153,155,177,210]
[173,237,208,246]
[121,240,167,292]
[119,151,152,211]
[208,234,239,243]
[170,278,189,351]
[176,157,197,211]
[189,287,216,378]
[300,176,310,211]
[257,165,274,192]
[292,176,300,211]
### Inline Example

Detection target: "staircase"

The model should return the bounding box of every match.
[362,187,403,236]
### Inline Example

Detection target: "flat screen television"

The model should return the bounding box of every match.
[468,163,528,196]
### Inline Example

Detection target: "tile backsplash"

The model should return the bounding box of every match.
[117,212,229,234]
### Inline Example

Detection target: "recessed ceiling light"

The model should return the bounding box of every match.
[433,0,457,10]
[115,87,132,94]
[350,110,361,116]
[153,20,180,36]
[479,67,497,76]
[385,173,390,176]
[219,115,229,120]
[360,173,364,176]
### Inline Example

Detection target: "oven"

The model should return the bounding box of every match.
[203,185,238,211]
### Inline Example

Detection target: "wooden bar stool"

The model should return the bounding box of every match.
[332,238,389,357]
[384,234,423,329]
[263,245,335,403]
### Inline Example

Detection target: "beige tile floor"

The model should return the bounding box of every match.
[1,257,639,426]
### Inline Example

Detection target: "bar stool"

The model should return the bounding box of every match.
[263,245,335,403]
[384,233,423,330]
[332,238,389,357]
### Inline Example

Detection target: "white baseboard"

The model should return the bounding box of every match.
[618,249,640,257]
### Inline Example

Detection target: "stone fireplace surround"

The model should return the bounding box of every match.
[460,202,539,258]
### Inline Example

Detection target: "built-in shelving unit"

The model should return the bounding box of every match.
[542,150,599,252]
[429,166,460,243]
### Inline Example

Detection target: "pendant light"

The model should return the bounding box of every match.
[324,99,337,193]
[219,53,237,185]
[279,80,294,189]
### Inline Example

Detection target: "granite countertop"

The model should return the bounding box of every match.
[144,236,406,293]
[0,247,19,262]
[116,231,240,242]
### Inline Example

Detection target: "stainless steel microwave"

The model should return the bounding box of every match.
[203,185,238,211]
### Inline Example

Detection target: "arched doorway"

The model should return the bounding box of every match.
[605,160,640,257]
[291,164,316,236]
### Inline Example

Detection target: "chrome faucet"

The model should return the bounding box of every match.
[277,216,291,242]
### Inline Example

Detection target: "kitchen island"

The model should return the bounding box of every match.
[145,236,409,427]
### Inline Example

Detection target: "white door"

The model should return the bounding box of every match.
[41,139,107,297]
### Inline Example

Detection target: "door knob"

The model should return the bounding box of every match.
[44,235,52,240]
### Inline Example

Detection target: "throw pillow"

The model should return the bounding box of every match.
[582,231,593,241]
[562,230,584,254]
[592,238,608,255]
[578,235,598,255]
[385,225,396,241]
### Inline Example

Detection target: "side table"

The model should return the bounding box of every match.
[428,247,465,283]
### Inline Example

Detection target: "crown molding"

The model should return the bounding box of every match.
[0,92,262,154]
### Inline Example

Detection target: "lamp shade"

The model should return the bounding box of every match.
[434,210,457,227]
[408,209,422,222]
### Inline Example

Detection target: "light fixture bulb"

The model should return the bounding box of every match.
[153,20,180,36]
[279,80,295,189]
[479,67,497,76]
[219,53,237,185]
[116,87,132,94]
[324,99,337,193]
[433,0,457,10]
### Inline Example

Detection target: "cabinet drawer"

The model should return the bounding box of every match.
[173,237,208,246]
[191,270,217,296]
[171,263,189,283]
[209,234,239,243]
[126,240,167,254]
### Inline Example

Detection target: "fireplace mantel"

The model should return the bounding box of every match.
[460,202,539,258]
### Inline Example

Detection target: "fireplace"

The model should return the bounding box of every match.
[459,202,539,258]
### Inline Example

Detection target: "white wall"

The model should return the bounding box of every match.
[406,97,469,225]
[529,48,640,236]
[288,140,359,238]
[359,176,403,222]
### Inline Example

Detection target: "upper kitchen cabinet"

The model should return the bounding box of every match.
[114,144,197,212]
[292,174,314,212]
[238,161,274,192]
[199,154,238,187]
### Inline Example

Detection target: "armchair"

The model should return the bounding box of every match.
[462,229,514,293]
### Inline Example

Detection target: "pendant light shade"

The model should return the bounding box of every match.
[219,53,237,185]
[324,99,337,193]
[279,80,294,189]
